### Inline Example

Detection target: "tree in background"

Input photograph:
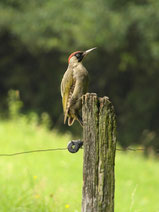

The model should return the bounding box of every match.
[0,0,159,151]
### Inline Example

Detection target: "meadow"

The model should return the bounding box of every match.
[0,115,159,212]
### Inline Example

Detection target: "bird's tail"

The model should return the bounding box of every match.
[68,116,83,127]
[68,117,75,126]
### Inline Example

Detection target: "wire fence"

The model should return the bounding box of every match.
[0,148,68,157]
[0,145,155,157]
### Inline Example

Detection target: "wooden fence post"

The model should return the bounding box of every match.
[82,93,116,212]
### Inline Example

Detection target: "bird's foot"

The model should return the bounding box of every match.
[76,114,83,127]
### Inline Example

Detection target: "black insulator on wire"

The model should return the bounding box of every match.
[67,140,83,153]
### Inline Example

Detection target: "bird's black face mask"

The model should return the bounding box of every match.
[75,52,84,62]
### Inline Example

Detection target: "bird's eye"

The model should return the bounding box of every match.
[75,53,80,58]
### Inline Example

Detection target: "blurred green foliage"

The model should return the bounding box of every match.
[0,116,159,211]
[8,90,23,118]
[1,111,159,211]
[0,0,159,150]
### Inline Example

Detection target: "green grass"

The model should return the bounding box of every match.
[0,117,159,212]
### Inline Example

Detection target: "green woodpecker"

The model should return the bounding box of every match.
[61,47,96,126]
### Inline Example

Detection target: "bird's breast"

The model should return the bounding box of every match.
[73,64,88,80]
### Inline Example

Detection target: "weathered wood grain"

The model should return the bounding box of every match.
[82,93,116,212]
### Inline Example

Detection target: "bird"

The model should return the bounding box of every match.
[61,47,96,126]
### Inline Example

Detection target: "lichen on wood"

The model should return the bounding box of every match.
[82,93,116,212]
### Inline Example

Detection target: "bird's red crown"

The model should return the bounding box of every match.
[68,51,81,63]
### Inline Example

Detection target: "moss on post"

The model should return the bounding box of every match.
[82,93,116,212]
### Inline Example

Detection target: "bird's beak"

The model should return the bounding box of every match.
[83,47,97,56]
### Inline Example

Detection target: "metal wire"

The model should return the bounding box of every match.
[0,148,67,157]
[0,146,154,157]
[116,148,145,151]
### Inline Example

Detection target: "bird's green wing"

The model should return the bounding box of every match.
[61,69,74,124]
